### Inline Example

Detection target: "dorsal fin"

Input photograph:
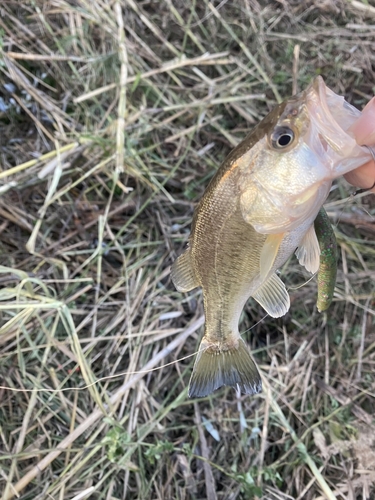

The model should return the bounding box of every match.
[171,249,199,292]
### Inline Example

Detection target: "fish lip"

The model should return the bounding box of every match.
[307,76,346,142]
[305,76,372,175]
[306,77,342,136]
[307,76,354,141]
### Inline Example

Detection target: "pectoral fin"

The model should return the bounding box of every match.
[252,273,290,318]
[171,249,199,292]
[259,233,285,281]
[295,225,320,274]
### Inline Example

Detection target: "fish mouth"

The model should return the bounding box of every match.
[305,76,372,175]
[239,77,373,236]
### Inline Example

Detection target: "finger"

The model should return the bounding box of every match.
[350,96,375,145]
[344,160,375,192]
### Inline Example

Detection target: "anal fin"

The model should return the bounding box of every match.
[295,225,320,274]
[171,249,199,292]
[252,273,290,318]
[189,337,262,398]
[260,233,285,281]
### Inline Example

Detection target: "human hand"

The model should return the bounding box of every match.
[344,97,375,192]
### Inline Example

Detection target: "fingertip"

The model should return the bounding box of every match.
[351,97,375,145]
[344,160,375,190]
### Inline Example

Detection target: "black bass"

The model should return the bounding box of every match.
[172,76,371,398]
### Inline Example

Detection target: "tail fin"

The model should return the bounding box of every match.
[188,337,262,398]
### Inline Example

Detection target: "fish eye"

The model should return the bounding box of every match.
[271,127,295,149]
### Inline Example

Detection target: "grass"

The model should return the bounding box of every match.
[0,1,375,499]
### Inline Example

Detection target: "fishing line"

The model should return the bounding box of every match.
[288,273,316,290]
[240,313,268,336]
[4,151,373,395]
[0,351,201,394]
[240,275,316,335]
[1,316,270,394]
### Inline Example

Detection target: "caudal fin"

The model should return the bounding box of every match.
[188,337,262,398]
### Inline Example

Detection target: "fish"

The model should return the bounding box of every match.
[171,76,372,398]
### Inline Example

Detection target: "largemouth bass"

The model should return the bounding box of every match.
[172,76,371,398]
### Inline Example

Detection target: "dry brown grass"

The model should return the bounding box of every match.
[0,1,375,499]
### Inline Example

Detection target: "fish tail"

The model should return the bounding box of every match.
[188,337,262,398]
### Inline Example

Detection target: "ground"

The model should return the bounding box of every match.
[0,1,375,499]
